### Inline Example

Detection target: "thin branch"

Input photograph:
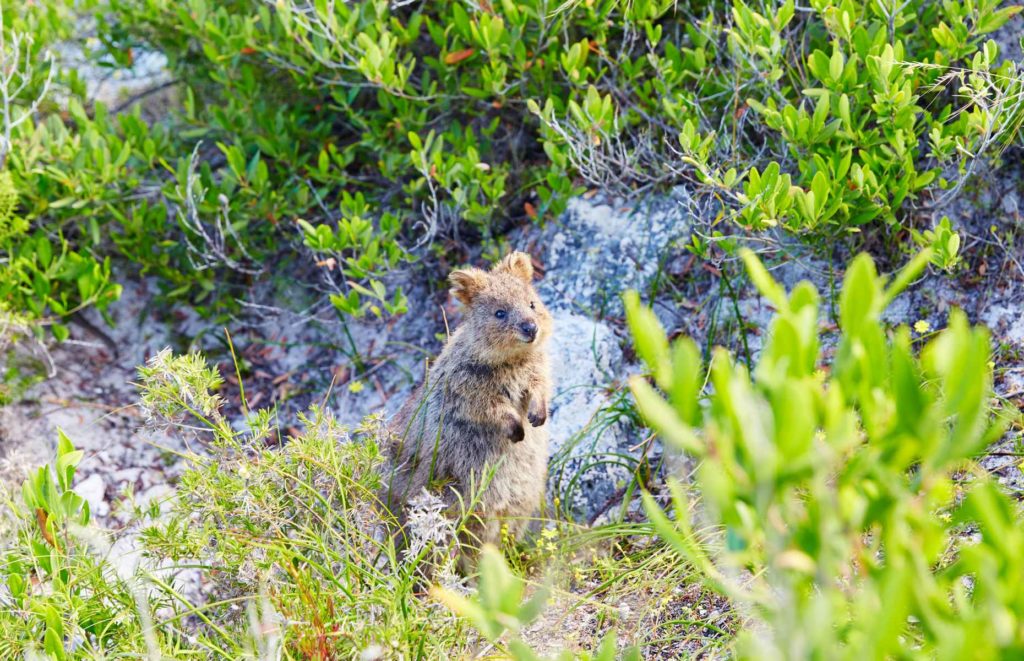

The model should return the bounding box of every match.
[0,3,56,169]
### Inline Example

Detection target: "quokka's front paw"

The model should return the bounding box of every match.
[504,413,526,442]
[527,396,548,427]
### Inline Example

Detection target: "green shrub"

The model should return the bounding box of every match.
[0,431,165,658]
[136,348,493,657]
[1,349,488,657]
[97,0,1019,292]
[678,0,1021,234]
[3,0,1019,340]
[625,249,1024,657]
[1,4,124,347]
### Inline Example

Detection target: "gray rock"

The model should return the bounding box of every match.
[76,473,109,517]
[535,191,695,519]
[545,311,635,518]
[981,303,1024,345]
[137,484,175,514]
[111,468,143,487]
[538,189,694,318]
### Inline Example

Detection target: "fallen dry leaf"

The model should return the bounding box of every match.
[36,508,59,550]
[444,48,475,65]
[272,371,295,386]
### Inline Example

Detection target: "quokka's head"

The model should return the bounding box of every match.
[448,252,552,358]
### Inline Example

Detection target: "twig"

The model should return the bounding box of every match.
[111,79,181,115]
[0,3,56,169]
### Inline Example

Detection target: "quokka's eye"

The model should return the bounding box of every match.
[530,302,536,310]
[495,309,507,320]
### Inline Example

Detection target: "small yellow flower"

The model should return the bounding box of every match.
[541,527,558,540]
[913,320,931,334]
[348,380,365,394]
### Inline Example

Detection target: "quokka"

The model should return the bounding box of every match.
[386,251,552,553]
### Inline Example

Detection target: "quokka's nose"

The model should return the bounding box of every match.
[519,321,538,341]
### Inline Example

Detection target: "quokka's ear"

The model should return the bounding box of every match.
[492,251,534,283]
[449,267,488,304]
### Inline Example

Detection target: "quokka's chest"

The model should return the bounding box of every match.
[444,361,532,396]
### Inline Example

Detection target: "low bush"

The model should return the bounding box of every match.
[5,0,1018,347]
[1,3,124,347]
[625,248,1024,657]
[726,3,1021,233]
[1,430,162,658]
[1,348,485,657]
[108,0,1021,243]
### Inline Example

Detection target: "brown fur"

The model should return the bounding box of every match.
[386,252,553,552]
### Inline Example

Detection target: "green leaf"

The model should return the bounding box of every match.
[623,290,671,389]
[516,581,550,627]
[740,249,787,309]
[881,249,932,308]
[829,46,844,82]
[45,626,66,661]
[51,323,70,342]
[669,338,703,427]
[629,377,703,455]
[57,428,75,458]
[477,545,520,619]
[839,253,879,332]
